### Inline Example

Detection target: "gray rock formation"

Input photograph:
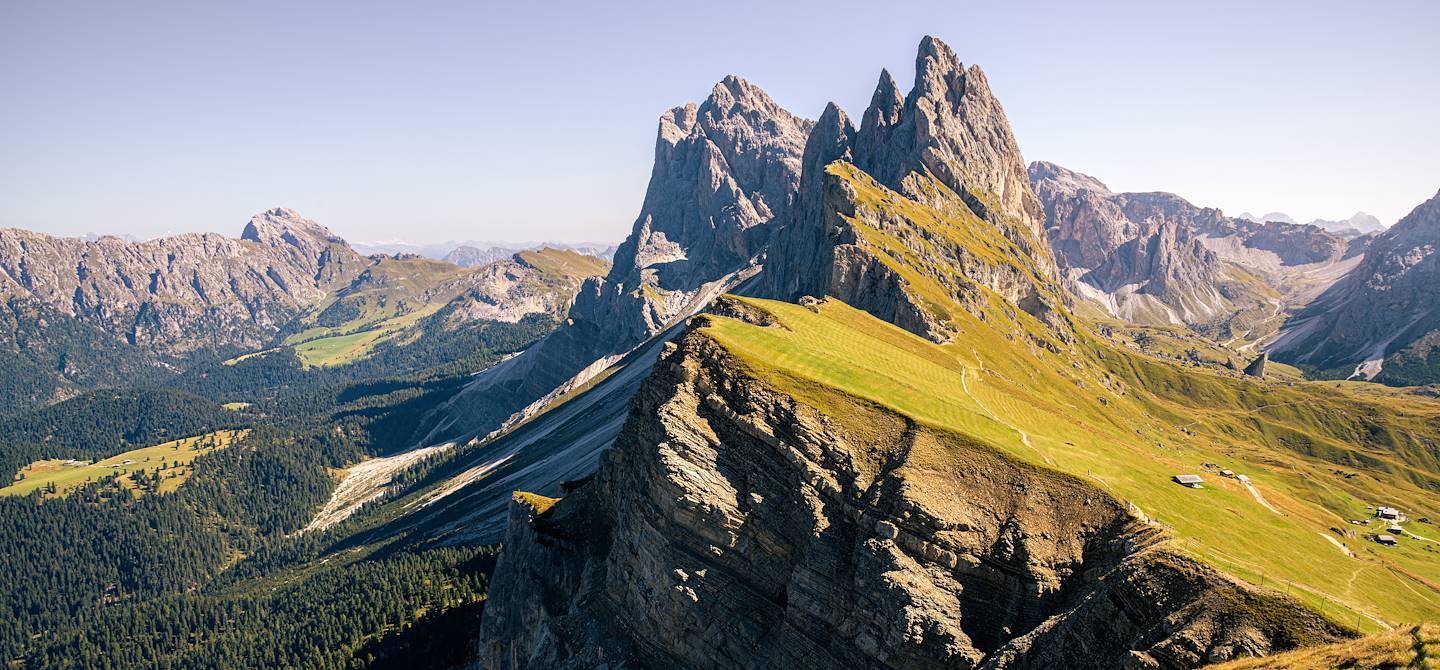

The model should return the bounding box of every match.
[1243,352,1268,378]
[851,37,1047,252]
[0,207,364,356]
[414,76,812,445]
[1268,189,1440,383]
[472,325,1344,670]
[1082,221,1222,301]
[1030,161,1354,331]
[761,36,1064,344]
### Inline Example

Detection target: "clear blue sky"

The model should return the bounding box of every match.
[2,0,1436,243]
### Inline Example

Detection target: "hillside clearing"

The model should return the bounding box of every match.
[0,429,250,498]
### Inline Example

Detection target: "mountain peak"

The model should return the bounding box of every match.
[851,36,1044,244]
[913,34,966,102]
[241,208,345,249]
[861,69,904,131]
[1028,161,1112,196]
[702,74,792,123]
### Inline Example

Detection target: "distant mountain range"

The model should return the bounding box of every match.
[1030,161,1361,348]
[0,209,609,414]
[1237,210,1386,238]
[352,239,618,265]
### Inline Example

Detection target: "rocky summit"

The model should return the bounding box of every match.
[414,74,813,445]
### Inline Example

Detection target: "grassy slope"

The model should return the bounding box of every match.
[689,161,1440,631]
[704,297,1440,631]
[1,429,250,498]
[1208,623,1440,669]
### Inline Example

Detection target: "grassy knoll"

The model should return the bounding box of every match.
[1,429,250,498]
[515,247,609,278]
[702,296,1440,631]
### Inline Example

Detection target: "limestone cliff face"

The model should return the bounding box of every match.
[472,323,1344,670]
[761,36,1064,344]
[1269,189,1440,383]
[1030,161,1352,329]
[1082,222,1224,301]
[0,207,364,356]
[852,37,1046,251]
[415,77,811,444]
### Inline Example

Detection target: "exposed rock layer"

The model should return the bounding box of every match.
[473,326,1344,669]
[1268,189,1440,383]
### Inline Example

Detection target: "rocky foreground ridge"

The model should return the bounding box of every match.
[472,314,1343,669]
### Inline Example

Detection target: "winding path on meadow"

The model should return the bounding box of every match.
[959,362,1054,467]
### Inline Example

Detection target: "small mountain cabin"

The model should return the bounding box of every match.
[1173,474,1204,488]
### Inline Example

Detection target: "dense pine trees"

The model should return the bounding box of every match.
[0,311,558,667]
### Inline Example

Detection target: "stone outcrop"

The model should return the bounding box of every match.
[1268,189,1440,383]
[472,326,1345,669]
[1243,353,1268,378]
[1082,221,1221,298]
[0,207,365,356]
[414,76,812,444]
[761,36,1064,344]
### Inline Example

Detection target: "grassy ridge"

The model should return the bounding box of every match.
[271,249,607,367]
[702,296,1440,631]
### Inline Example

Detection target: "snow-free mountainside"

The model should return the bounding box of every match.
[0,34,1437,670]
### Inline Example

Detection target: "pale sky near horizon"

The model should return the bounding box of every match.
[2,0,1436,244]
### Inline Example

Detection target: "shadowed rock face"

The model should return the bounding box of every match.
[413,76,813,445]
[1269,189,1440,383]
[0,207,365,355]
[472,327,1345,670]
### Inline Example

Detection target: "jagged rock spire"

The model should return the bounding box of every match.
[609,74,812,288]
[861,69,904,131]
[851,36,1046,249]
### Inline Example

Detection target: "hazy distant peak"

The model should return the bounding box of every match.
[241,207,346,248]
[1027,161,1112,196]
